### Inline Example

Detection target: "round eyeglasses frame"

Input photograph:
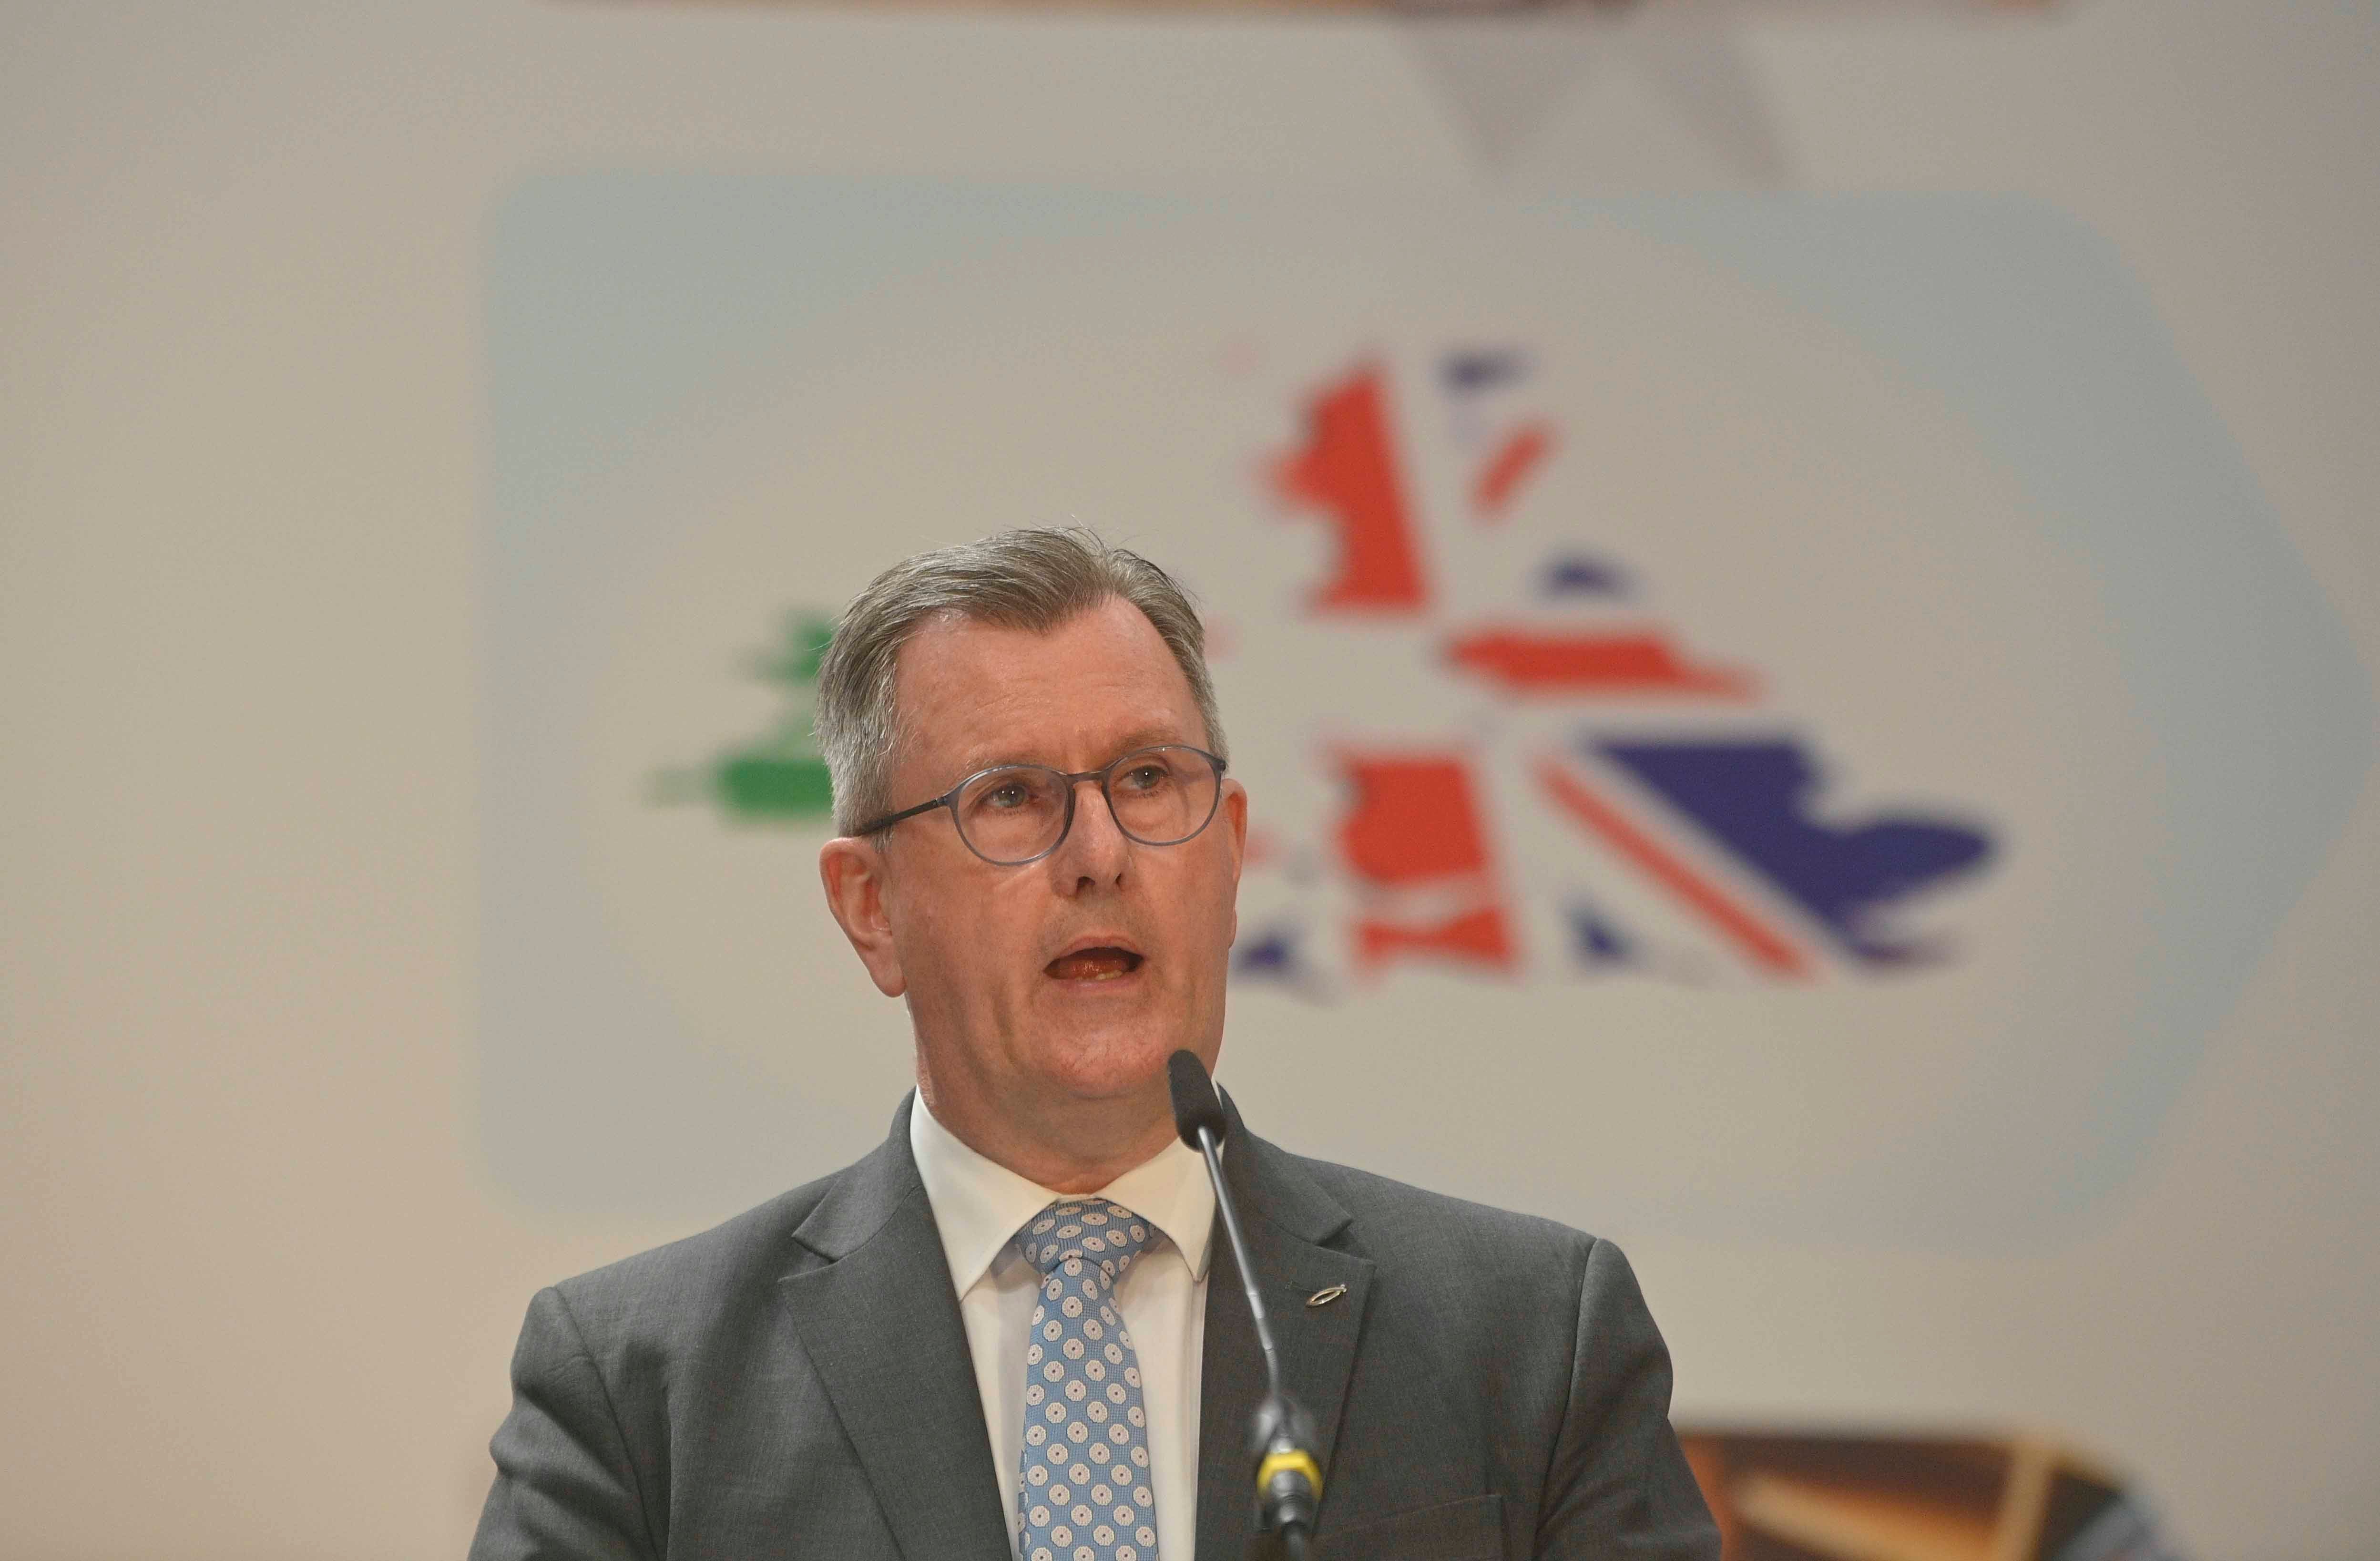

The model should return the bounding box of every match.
[852,743,1229,866]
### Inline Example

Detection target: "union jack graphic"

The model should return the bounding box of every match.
[1232,353,1995,990]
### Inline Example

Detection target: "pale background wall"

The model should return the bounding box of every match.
[2,2,2375,1558]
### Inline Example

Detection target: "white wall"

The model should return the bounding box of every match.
[2,2,2373,1557]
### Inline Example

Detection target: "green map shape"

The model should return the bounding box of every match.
[655,611,837,822]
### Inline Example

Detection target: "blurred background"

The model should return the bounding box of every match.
[4,2,2377,1557]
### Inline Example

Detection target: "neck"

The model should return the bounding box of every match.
[915,1067,1179,1194]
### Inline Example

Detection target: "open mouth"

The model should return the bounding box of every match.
[1044,946,1146,983]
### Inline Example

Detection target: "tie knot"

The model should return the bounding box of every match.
[1015,1198,1157,1286]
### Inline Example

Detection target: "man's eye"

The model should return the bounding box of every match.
[984,783,1031,809]
[1120,765,1169,791]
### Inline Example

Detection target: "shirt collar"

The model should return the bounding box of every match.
[909,1089,1216,1293]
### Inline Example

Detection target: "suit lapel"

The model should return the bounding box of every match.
[777,1099,1013,1561]
[1195,1100,1376,1561]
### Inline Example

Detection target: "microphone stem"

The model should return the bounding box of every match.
[1197,1127,1286,1402]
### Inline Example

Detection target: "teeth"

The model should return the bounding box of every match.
[1048,948,1139,981]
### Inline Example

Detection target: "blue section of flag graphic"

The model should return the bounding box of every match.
[1537,553,1630,598]
[1596,739,1993,965]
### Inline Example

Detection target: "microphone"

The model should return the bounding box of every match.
[1168,1050,1323,1560]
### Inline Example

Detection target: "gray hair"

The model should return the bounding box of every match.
[814,527,1227,836]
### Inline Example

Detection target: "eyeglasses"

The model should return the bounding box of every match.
[854,744,1228,866]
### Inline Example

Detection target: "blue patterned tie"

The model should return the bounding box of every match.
[1013,1199,1162,1561]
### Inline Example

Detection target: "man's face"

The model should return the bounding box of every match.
[831,597,1246,1118]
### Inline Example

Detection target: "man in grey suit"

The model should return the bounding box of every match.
[472,529,1719,1561]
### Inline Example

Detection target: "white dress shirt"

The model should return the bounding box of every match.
[909,1092,1214,1561]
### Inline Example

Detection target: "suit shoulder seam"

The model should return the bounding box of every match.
[1283,1150,1599,1242]
[1534,1233,1597,1543]
[545,1284,664,1560]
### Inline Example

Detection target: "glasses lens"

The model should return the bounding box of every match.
[1106,747,1221,846]
[954,766,1071,864]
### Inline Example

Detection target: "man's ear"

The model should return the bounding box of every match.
[1220,779,1248,947]
[819,836,906,997]
[1221,779,1249,879]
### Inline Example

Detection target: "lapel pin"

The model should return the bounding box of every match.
[1305,1284,1348,1308]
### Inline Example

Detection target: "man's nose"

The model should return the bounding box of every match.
[1050,776,1130,893]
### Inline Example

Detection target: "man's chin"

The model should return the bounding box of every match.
[1031,1024,1186,1104]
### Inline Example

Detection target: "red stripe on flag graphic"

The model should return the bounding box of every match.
[1273,365,1430,612]
[1473,422,1553,519]
[1447,626,1756,698]
[1336,751,1520,973]
[1532,757,1812,978]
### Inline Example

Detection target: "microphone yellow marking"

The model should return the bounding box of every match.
[1257,1447,1324,1501]
[1305,1284,1347,1308]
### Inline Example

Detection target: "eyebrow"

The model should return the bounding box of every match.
[952,726,1199,777]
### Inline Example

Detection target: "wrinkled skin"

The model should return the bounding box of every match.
[818,597,1246,1191]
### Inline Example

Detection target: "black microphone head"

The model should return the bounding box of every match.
[1167,1049,1228,1150]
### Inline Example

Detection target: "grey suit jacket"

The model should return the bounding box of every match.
[471,1096,1718,1561]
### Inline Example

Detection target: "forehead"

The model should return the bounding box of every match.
[891,597,1205,776]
